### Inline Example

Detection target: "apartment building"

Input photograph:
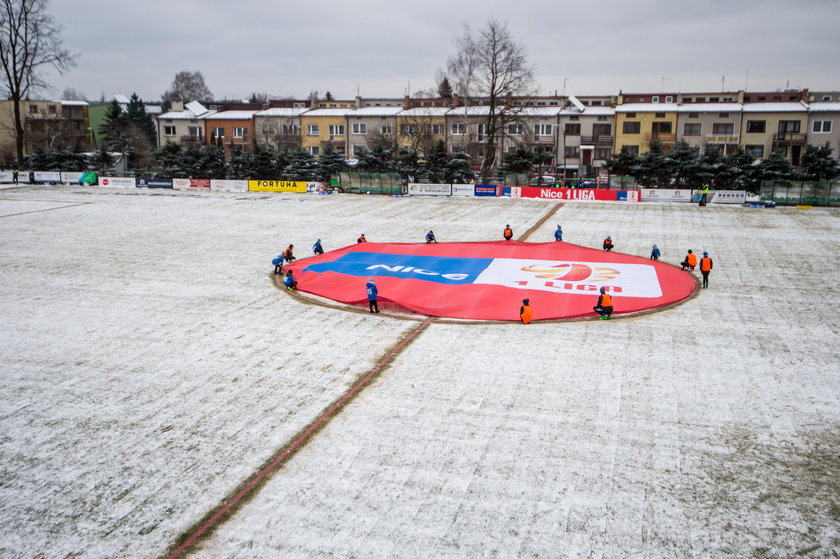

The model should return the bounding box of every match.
[676,103,742,155]
[740,103,809,163]
[157,101,216,147]
[807,101,840,155]
[300,108,348,155]
[204,110,257,154]
[396,107,447,155]
[254,107,308,150]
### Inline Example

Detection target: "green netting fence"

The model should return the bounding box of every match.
[337,172,404,195]
[759,180,840,207]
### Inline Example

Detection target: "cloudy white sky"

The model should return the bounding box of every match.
[45,0,840,103]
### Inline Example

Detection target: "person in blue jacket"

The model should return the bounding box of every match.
[425,230,437,244]
[650,244,661,260]
[283,269,297,291]
[554,225,563,241]
[313,238,324,255]
[272,254,284,274]
[366,277,379,313]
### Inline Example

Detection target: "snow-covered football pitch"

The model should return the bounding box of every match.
[0,186,838,558]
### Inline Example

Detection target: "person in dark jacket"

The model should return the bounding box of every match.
[425,230,437,243]
[282,244,296,264]
[699,251,713,288]
[650,244,661,261]
[366,277,379,313]
[313,239,324,255]
[593,287,613,319]
[357,233,367,243]
[554,225,563,241]
[603,236,614,251]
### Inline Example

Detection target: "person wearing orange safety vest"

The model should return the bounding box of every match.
[603,236,614,251]
[282,244,296,264]
[357,233,367,243]
[699,251,713,288]
[520,298,532,324]
[503,225,513,241]
[681,249,697,271]
[593,287,613,320]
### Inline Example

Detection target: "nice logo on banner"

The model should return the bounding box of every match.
[248,180,307,193]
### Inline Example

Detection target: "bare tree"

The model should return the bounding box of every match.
[446,19,534,181]
[161,71,213,105]
[0,0,77,165]
[61,86,87,101]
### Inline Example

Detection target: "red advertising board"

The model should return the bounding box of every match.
[505,186,639,201]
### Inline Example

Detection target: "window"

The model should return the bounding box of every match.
[211,127,224,139]
[28,104,38,113]
[328,125,344,136]
[592,124,611,136]
[378,122,392,135]
[564,123,581,135]
[429,124,443,136]
[477,124,488,139]
[308,146,320,155]
[569,115,579,121]
[451,122,466,135]
[307,124,319,136]
[48,105,57,113]
[564,146,580,158]
[623,145,639,156]
[534,123,553,136]
[822,95,832,101]
[745,145,764,158]
[507,123,524,135]
[597,115,608,121]
[665,96,673,103]
[188,126,202,137]
[163,126,176,136]
[591,100,602,106]
[813,120,832,133]
[773,96,782,101]
[282,124,299,135]
[778,120,800,133]
[688,112,699,119]
[712,123,734,135]
[655,112,666,118]
[757,96,766,101]
[652,96,659,103]
[652,122,672,135]
[233,127,247,138]
[695,97,706,102]
[723,97,734,102]
[401,124,418,135]
[719,112,730,117]
[352,122,367,134]
[625,112,636,118]
[709,97,719,102]
[746,120,766,133]
[623,121,640,134]
[683,123,701,136]
[594,147,612,160]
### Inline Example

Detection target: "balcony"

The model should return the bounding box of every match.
[706,134,740,144]
[645,133,676,144]
[774,132,806,143]
[180,134,204,145]
[580,135,613,146]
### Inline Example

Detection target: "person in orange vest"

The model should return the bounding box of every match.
[603,236,614,251]
[503,225,513,241]
[681,249,697,271]
[699,251,713,288]
[357,233,367,243]
[519,298,532,324]
[282,244,296,264]
[593,287,613,320]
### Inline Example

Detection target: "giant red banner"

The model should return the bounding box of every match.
[284,242,695,321]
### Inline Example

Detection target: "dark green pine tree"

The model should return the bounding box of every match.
[247,143,280,179]
[152,143,185,177]
[200,145,227,179]
[393,146,419,182]
[437,77,454,99]
[425,140,450,182]
[603,146,640,178]
[282,147,317,181]
[98,100,127,151]
[800,143,838,181]
[726,148,759,191]
[324,91,335,101]
[500,143,534,174]
[226,146,249,179]
[89,144,115,175]
[756,149,796,182]
[697,145,727,188]
[125,93,157,147]
[355,145,393,172]
[667,140,699,188]
[316,142,348,183]
[445,151,472,183]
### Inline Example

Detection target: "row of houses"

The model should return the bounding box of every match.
[3,89,839,176]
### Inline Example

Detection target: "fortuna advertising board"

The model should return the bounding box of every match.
[287,241,695,321]
[248,180,307,193]
[98,177,137,188]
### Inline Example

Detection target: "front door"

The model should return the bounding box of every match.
[582,149,592,165]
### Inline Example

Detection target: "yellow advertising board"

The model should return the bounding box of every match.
[248,180,307,193]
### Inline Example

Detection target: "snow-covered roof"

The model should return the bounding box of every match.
[507,107,562,117]
[347,106,405,117]
[398,107,450,117]
[578,106,615,116]
[144,105,162,115]
[205,110,258,120]
[446,106,499,116]
[616,103,680,112]
[158,109,217,120]
[807,102,840,112]
[185,101,208,115]
[741,102,808,113]
[59,100,89,106]
[676,103,742,113]
[113,94,130,104]
[301,108,352,117]
[254,107,310,117]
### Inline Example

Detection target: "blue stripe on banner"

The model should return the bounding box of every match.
[304,252,494,284]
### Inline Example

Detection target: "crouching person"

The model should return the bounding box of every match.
[593,287,613,320]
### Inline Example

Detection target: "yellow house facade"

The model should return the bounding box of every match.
[299,109,348,155]
[396,107,447,154]
[614,102,678,155]
[739,103,809,164]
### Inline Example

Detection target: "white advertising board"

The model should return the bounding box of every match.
[33,171,61,183]
[451,184,475,197]
[97,176,136,188]
[407,183,452,196]
[172,178,191,190]
[710,191,747,204]
[210,179,248,192]
[640,189,693,202]
[0,170,15,183]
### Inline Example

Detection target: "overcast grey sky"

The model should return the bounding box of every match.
[45,0,840,102]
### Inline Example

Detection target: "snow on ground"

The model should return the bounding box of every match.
[0,186,838,558]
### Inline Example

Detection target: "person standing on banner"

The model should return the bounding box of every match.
[503,225,513,241]
[554,225,563,241]
[603,236,614,251]
[593,287,613,320]
[650,244,661,260]
[699,251,713,288]
[366,277,379,313]
[313,239,324,255]
[519,299,532,324]
[681,249,697,271]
